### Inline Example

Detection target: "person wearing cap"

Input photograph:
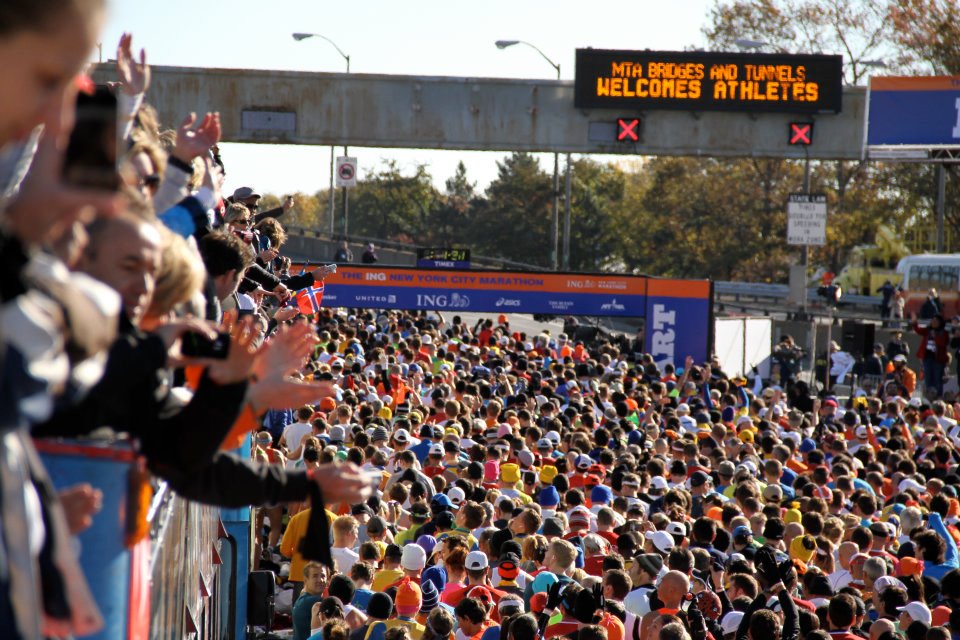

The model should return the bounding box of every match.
[366,578,425,640]
[898,600,933,628]
[498,463,532,504]
[890,354,917,397]
[441,550,505,608]
[624,552,663,620]
[495,554,524,597]
[643,530,675,557]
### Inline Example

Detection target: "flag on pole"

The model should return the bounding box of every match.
[295,282,324,315]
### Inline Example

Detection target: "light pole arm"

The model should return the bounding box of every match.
[517,40,561,79]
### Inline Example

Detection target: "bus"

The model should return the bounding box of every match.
[896,254,960,318]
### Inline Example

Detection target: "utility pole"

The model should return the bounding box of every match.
[563,154,572,270]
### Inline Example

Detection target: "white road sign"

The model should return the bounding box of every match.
[787,193,827,246]
[336,156,357,188]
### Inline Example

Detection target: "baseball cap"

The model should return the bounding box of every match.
[232,186,260,200]
[394,429,410,443]
[732,525,752,542]
[799,438,817,453]
[465,550,489,571]
[717,461,736,477]
[429,444,444,457]
[763,484,784,502]
[447,487,466,507]
[690,471,711,488]
[650,476,669,491]
[536,438,553,450]
[431,494,453,512]
[874,576,907,595]
[897,602,932,626]
[720,612,744,637]
[666,522,686,537]
[645,530,675,554]
[894,354,907,363]
[575,455,592,471]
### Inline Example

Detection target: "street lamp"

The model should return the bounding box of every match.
[495,39,567,270]
[733,38,771,50]
[293,32,351,239]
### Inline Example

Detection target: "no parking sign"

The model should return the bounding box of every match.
[336,156,357,187]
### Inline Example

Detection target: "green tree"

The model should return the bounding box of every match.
[347,160,440,243]
[469,153,553,267]
[565,157,626,271]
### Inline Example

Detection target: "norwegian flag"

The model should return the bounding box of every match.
[295,282,324,315]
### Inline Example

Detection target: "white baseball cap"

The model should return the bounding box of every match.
[650,476,669,491]
[447,487,466,506]
[466,550,489,571]
[897,601,932,626]
[645,530,675,554]
[720,611,744,637]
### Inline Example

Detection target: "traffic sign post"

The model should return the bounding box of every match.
[787,193,827,246]
[336,156,357,188]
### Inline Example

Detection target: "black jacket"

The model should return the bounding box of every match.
[34,314,247,475]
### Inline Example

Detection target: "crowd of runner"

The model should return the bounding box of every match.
[3,3,960,640]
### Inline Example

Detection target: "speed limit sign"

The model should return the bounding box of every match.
[336,156,357,188]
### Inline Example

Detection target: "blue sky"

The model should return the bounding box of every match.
[101,0,714,196]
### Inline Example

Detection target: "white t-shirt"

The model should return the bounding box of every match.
[283,421,313,452]
[331,546,360,575]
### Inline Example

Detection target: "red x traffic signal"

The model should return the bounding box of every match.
[789,122,813,146]
[617,118,640,142]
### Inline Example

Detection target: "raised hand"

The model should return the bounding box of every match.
[172,112,221,163]
[252,321,317,380]
[116,33,150,96]
[311,463,374,505]
[206,315,258,384]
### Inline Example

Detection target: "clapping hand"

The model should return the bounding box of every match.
[172,112,221,163]
[116,33,150,96]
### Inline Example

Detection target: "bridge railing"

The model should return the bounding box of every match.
[714,281,882,309]
[284,224,546,271]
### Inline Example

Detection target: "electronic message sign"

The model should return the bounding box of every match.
[575,49,843,114]
[416,248,471,269]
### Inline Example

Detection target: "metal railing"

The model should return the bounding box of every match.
[284,224,546,271]
[148,482,225,639]
[714,281,883,308]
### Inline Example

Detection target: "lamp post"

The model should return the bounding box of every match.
[496,40,565,270]
[293,33,351,239]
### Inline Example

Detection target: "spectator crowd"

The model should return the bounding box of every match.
[3,4,960,640]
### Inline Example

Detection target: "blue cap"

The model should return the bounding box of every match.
[799,438,817,454]
[591,485,613,504]
[721,406,735,423]
[430,494,453,511]
[628,429,645,445]
[539,485,560,507]
[732,525,752,541]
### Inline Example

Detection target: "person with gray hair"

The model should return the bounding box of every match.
[899,507,923,543]
[862,557,888,593]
